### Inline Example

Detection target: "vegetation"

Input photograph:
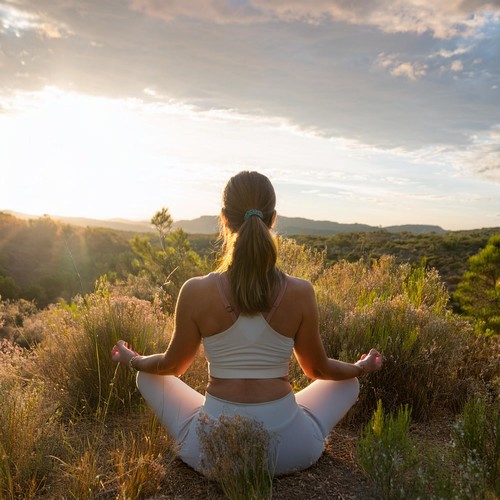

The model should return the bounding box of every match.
[292,228,499,303]
[454,233,500,335]
[130,209,209,312]
[0,212,498,498]
[357,397,500,499]
[0,212,135,307]
[198,414,274,500]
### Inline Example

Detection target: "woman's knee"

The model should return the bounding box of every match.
[136,370,152,391]
[339,377,360,406]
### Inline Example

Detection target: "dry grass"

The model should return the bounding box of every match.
[1,239,498,498]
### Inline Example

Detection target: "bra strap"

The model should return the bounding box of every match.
[215,273,238,321]
[265,276,288,322]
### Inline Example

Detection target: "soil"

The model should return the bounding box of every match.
[153,426,376,499]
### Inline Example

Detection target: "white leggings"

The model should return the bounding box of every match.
[136,373,359,476]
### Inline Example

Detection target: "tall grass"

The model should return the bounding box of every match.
[0,341,61,499]
[2,237,498,498]
[49,410,175,499]
[32,284,171,415]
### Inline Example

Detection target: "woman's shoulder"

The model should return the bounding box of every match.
[181,272,218,293]
[282,274,315,297]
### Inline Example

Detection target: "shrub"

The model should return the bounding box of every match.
[315,256,481,421]
[357,400,417,499]
[277,236,326,282]
[452,396,500,497]
[33,285,171,415]
[198,414,275,500]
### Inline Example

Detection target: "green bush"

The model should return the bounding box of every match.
[357,400,417,499]
[452,396,500,497]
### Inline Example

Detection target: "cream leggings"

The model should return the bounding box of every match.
[136,373,359,476]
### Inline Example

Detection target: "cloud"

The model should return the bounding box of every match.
[432,45,474,58]
[131,0,500,38]
[1,0,498,186]
[454,126,500,181]
[450,59,464,71]
[376,54,428,80]
[0,2,68,38]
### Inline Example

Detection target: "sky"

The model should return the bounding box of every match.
[1,1,499,230]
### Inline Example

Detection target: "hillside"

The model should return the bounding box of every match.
[4,211,446,236]
[1,211,497,309]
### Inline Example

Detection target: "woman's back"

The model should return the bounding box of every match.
[184,271,312,403]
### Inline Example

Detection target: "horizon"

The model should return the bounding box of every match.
[1,2,499,231]
[5,208,497,233]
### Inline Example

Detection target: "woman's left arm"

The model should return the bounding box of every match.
[111,279,201,376]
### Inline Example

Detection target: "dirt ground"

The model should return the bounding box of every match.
[153,426,376,499]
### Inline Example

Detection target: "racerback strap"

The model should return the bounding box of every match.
[265,276,288,322]
[215,273,238,321]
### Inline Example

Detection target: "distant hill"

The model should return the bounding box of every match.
[2,210,447,235]
[172,216,446,236]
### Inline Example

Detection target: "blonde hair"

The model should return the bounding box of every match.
[217,171,282,314]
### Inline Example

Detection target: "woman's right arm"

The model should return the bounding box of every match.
[293,280,382,380]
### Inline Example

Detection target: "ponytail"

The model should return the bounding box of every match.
[217,171,282,314]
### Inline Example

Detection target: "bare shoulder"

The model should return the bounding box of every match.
[283,275,316,302]
[179,273,217,298]
[284,275,315,292]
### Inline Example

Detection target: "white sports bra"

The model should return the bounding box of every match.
[202,273,294,379]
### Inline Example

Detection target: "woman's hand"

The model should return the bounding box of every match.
[111,340,137,365]
[355,348,383,374]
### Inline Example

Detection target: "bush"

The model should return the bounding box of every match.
[33,284,171,415]
[198,414,275,500]
[452,396,500,497]
[314,256,483,421]
[357,400,417,499]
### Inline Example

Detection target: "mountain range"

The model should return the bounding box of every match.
[2,211,447,235]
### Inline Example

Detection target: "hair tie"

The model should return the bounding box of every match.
[244,209,264,221]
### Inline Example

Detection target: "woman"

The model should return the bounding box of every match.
[112,171,382,475]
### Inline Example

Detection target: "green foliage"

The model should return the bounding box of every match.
[0,213,135,308]
[455,233,500,335]
[150,207,173,251]
[452,396,500,496]
[293,227,497,301]
[131,215,205,311]
[358,397,500,499]
[33,282,171,415]
[198,414,275,500]
[357,400,417,499]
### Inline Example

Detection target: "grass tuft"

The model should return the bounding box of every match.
[198,414,275,500]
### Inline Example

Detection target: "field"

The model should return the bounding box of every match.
[0,217,499,499]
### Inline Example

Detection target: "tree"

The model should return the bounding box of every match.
[131,209,204,311]
[151,208,173,252]
[454,234,500,334]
